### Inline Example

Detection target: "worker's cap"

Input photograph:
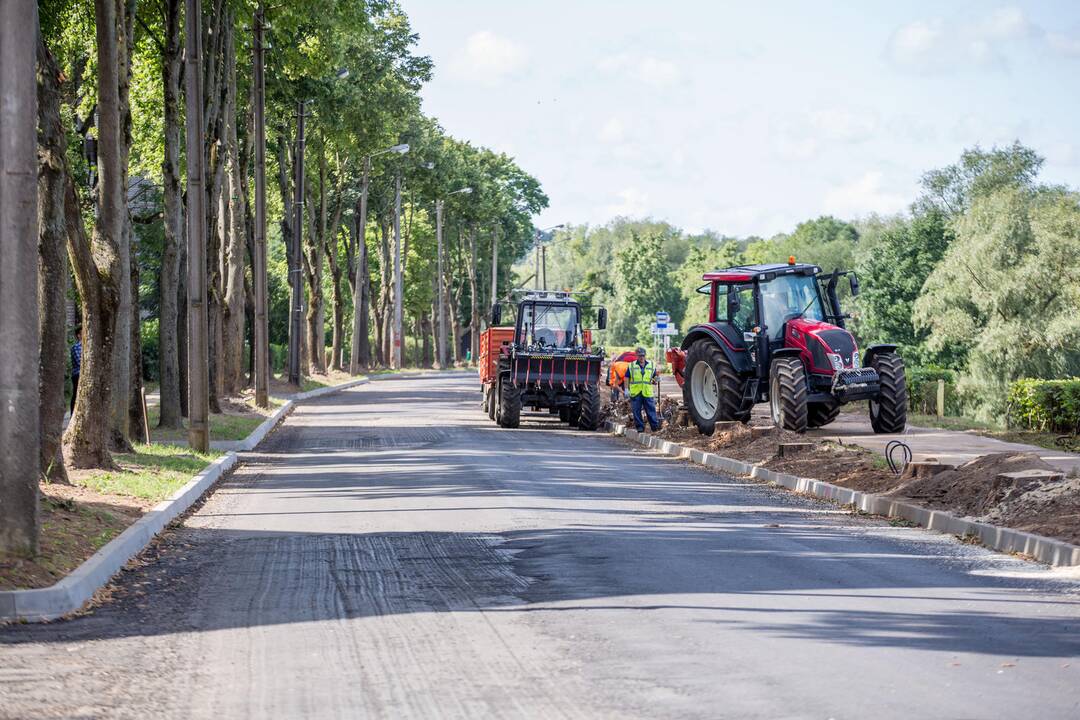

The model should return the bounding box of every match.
[635,346,647,356]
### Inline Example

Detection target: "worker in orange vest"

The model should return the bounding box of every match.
[607,357,630,403]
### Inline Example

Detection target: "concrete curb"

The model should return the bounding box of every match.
[605,421,1080,567]
[0,375,372,623]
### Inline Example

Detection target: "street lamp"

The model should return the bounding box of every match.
[435,186,472,368]
[287,70,351,385]
[349,142,410,375]
[534,223,565,290]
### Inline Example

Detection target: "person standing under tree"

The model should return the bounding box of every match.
[70,323,82,414]
[628,346,661,432]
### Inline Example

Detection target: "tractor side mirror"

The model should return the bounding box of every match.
[596,307,608,330]
[849,274,861,297]
[727,287,741,318]
[491,303,502,326]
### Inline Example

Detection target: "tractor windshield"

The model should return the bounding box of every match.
[519,304,579,348]
[760,274,825,340]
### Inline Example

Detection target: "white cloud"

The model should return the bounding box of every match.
[598,117,626,144]
[448,31,527,85]
[808,109,878,143]
[887,7,1080,73]
[597,53,681,87]
[603,188,649,218]
[823,171,908,217]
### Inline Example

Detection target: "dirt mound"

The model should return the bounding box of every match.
[888,452,1053,515]
[766,443,901,494]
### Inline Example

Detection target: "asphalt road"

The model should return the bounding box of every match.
[3,373,1079,719]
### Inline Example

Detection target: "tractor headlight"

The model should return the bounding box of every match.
[852,350,861,368]
[828,353,844,372]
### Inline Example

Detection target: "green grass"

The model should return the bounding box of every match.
[145,397,283,443]
[77,443,222,502]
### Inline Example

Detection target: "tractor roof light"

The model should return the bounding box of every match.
[788,256,796,265]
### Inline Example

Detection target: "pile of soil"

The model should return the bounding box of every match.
[766,443,900,493]
[884,452,1080,545]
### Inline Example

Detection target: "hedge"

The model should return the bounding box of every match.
[1007,378,1080,434]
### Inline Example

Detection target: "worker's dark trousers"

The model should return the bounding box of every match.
[630,394,660,432]
[70,373,79,413]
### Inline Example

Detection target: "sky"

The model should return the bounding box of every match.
[404,1,1080,237]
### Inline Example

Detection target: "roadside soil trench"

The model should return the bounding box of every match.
[603,395,1080,547]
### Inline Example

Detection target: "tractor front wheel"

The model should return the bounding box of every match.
[869,353,907,434]
[578,384,602,431]
[769,357,808,433]
[498,378,521,428]
[807,401,840,429]
[683,339,750,436]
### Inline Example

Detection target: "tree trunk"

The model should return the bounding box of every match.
[109,0,135,452]
[347,198,371,369]
[157,0,182,428]
[421,311,432,368]
[304,149,327,374]
[222,17,245,395]
[36,32,71,484]
[127,225,146,444]
[377,217,391,366]
[65,0,124,470]
[178,231,189,418]
[468,228,479,364]
[205,3,226,412]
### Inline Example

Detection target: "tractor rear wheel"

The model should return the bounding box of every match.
[869,352,907,434]
[769,357,808,433]
[683,339,749,435]
[498,378,521,428]
[807,401,840,429]
[578,384,601,431]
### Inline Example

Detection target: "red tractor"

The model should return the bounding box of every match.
[668,259,907,435]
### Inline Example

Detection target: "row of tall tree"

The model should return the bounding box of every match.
[539,142,1080,420]
[19,0,547,553]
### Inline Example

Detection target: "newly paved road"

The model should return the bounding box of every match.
[3,373,1079,719]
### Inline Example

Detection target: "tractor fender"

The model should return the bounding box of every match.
[862,344,899,366]
[681,323,754,375]
[770,347,803,360]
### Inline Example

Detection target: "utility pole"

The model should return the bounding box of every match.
[435,198,445,368]
[289,100,307,385]
[349,157,370,375]
[491,228,499,308]
[252,6,269,407]
[184,0,209,452]
[391,172,403,369]
[534,231,541,290]
[0,0,40,554]
[541,245,547,291]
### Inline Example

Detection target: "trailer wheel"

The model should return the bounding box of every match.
[559,407,570,423]
[807,401,840,429]
[567,402,581,427]
[486,386,497,421]
[769,357,808,433]
[498,378,521,428]
[869,353,907,434]
[683,339,750,435]
[577,384,602,431]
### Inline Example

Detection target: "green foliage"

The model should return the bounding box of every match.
[1008,378,1080,434]
[744,216,859,273]
[914,186,1080,418]
[906,365,964,416]
[854,209,956,366]
[918,142,1044,216]
[614,232,684,346]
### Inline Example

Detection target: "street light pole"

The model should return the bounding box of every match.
[349,156,370,375]
[533,224,564,293]
[289,100,307,386]
[534,231,541,290]
[252,6,269,407]
[0,0,41,554]
[184,0,209,452]
[392,171,403,369]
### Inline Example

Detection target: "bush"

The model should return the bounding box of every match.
[1008,378,1080,434]
[907,364,963,416]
